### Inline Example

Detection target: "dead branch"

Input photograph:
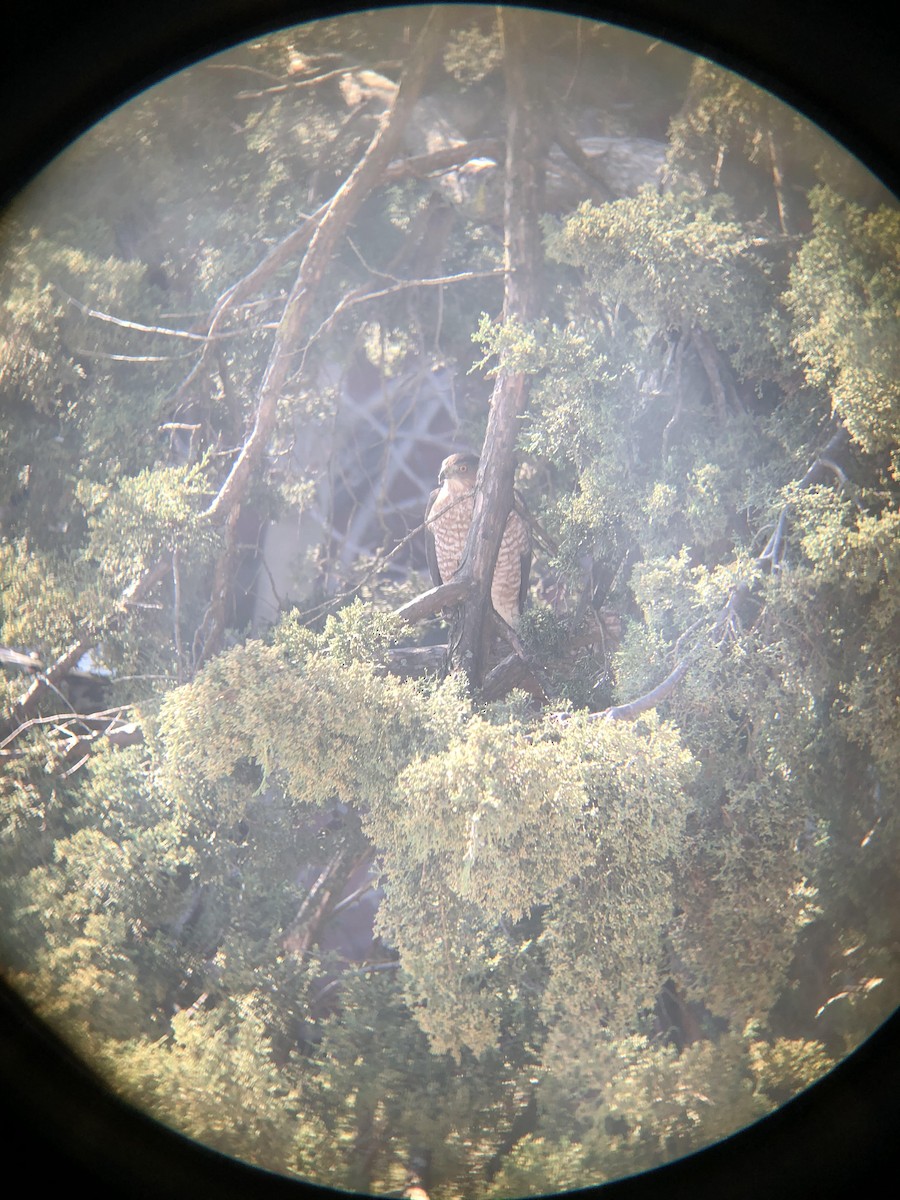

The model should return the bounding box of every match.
[282,845,375,959]
[0,706,131,751]
[396,579,470,624]
[3,636,96,740]
[58,287,211,340]
[180,12,450,659]
[202,10,448,529]
[0,704,143,775]
[549,119,615,204]
[235,64,363,99]
[601,659,692,722]
[174,208,328,404]
[298,267,506,375]
[382,137,503,183]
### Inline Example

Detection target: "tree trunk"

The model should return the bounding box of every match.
[449,8,546,688]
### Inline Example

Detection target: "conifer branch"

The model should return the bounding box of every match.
[1,554,171,743]
[596,424,856,722]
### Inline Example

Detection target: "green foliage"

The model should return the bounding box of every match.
[785,187,900,458]
[443,21,503,85]
[159,625,436,806]
[494,1024,836,1191]
[98,997,310,1175]
[546,191,776,375]
[0,537,88,654]
[80,462,218,589]
[1,11,898,1199]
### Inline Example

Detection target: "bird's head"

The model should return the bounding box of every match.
[438,452,479,494]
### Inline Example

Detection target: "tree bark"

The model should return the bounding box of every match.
[448,8,545,689]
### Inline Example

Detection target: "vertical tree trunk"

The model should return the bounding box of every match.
[449,8,545,687]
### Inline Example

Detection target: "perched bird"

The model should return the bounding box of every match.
[424,452,531,627]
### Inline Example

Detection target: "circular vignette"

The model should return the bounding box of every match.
[1,3,898,1200]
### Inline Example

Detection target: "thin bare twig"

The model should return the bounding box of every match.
[58,287,211,340]
[0,706,131,751]
[297,267,506,375]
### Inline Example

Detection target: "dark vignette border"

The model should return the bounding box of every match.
[3,1,899,205]
[1,3,898,1199]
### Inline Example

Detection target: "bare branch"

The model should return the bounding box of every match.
[72,348,200,364]
[298,267,506,373]
[202,9,449,527]
[5,637,96,734]
[0,706,131,751]
[382,137,503,182]
[235,65,362,99]
[0,703,143,777]
[601,659,692,722]
[549,119,615,203]
[396,579,470,624]
[57,286,211,340]
[173,206,328,404]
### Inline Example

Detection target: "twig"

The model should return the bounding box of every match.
[71,349,200,363]
[297,268,506,376]
[0,706,131,751]
[58,288,211,340]
[235,64,363,99]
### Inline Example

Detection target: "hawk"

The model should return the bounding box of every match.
[424,452,531,627]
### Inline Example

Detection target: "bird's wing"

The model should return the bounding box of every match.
[424,487,443,586]
[511,491,534,615]
[518,541,533,616]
